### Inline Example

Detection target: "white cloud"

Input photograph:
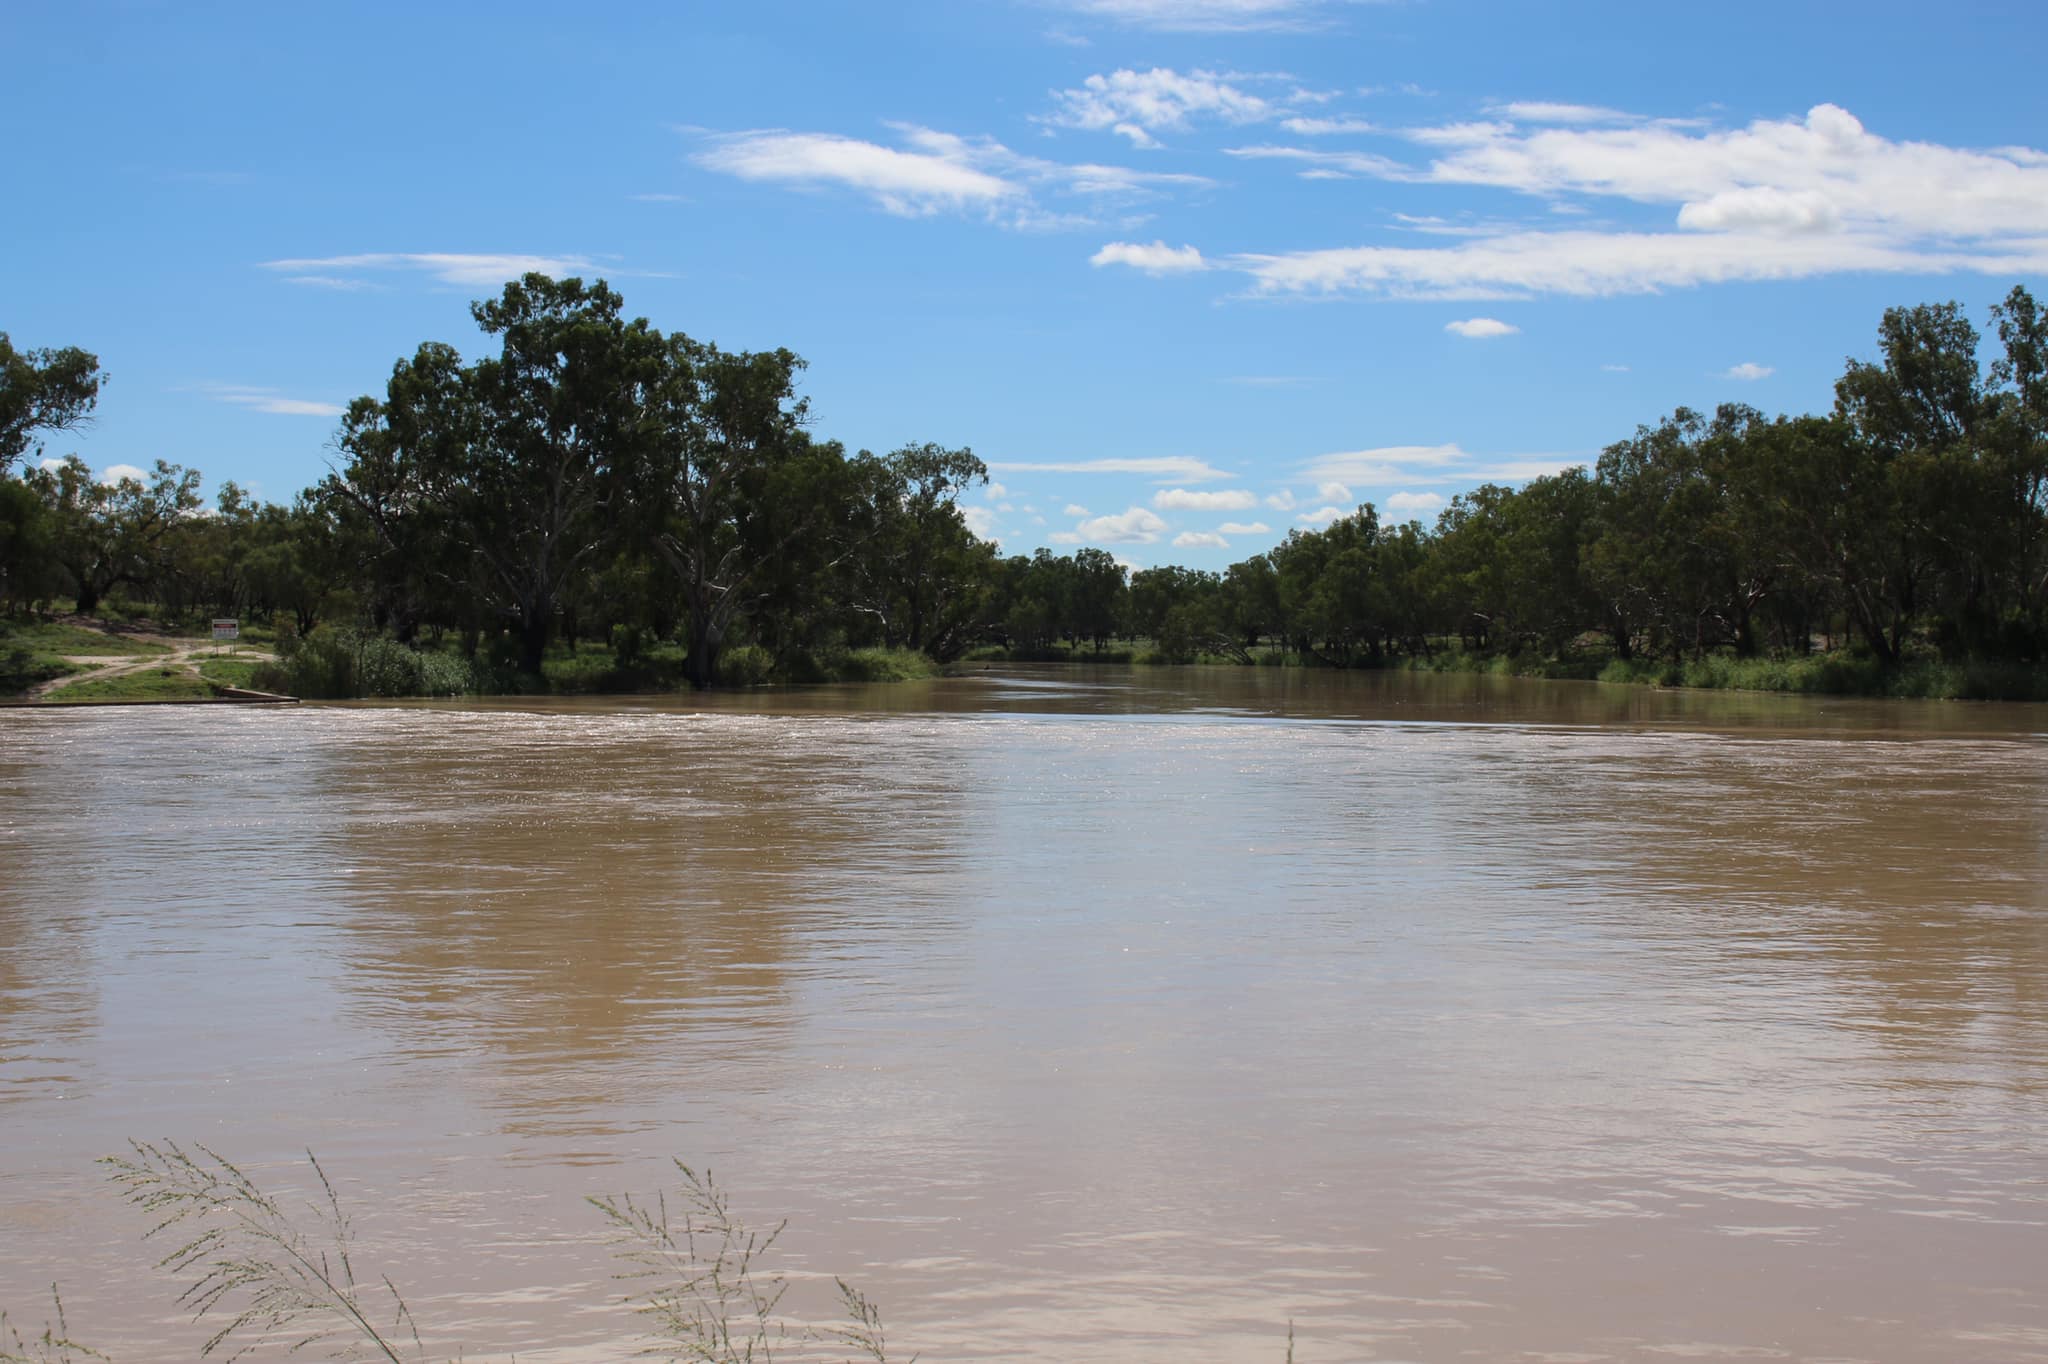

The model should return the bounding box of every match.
[1043,0,1335,33]
[1091,240,1208,274]
[1488,101,1643,126]
[697,130,1017,215]
[1075,506,1170,543]
[99,463,148,486]
[1301,444,1464,485]
[1217,520,1271,534]
[198,384,343,417]
[1315,480,1353,503]
[693,125,1209,226]
[1385,490,1445,516]
[1046,68,1277,143]
[1281,116,1381,136]
[1214,104,2048,298]
[1296,505,1349,526]
[1264,488,1297,510]
[1224,143,1408,180]
[262,253,599,287]
[994,456,1230,482]
[1602,363,1632,372]
[1048,530,1085,544]
[1173,530,1230,548]
[1154,487,1256,510]
[961,505,999,539]
[1473,456,1588,481]
[1723,361,1775,381]
[1444,316,1519,338]
[1063,503,1089,517]
[984,481,1009,499]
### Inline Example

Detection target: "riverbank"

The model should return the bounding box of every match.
[961,641,2048,703]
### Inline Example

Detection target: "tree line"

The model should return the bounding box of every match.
[4,277,2046,689]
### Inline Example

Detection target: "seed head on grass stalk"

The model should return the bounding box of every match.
[0,1286,106,1364]
[589,1161,908,1363]
[99,1140,424,1363]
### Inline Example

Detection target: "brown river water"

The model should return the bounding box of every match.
[2,666,2046,1362]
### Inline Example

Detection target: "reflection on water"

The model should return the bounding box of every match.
[2,669,2046,1362]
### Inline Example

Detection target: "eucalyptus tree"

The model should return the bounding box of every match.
[1,332,103,469]
[329,275,664,670]
[842,442,993,657]
[29,455,202,615]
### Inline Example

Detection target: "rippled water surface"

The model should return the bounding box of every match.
[3,668,2046,1361]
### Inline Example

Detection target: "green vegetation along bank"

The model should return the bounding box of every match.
[6,280,2048,702]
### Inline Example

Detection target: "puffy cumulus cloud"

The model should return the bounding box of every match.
[983,481,1009,499]
[960,505,999,539]
[1153,487,1256,510]
[693,124,1209,227]
[263,252,600,288]
[1217,520,1271,534]
[1076,506,1169,543]
[1315,480,1353,503]
[1063,503,1089,517]
[1296,505,1350,526]
[1444,316,1518,338]
[98,463,149,486]
[1723,361,1775,381]
[1173,530,1230,548]
[1046,67,1277,145]
[1091,240,1208,274]
[1264,488,1297,510]
[1218,104,2048,298]
[994,455,1230,482]
[1385,490,1445,516]
[1048,530,1084,544]
[1043,0,1338,31]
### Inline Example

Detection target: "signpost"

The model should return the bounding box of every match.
[212,618,239,655]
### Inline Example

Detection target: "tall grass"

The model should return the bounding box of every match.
[14,1146,1309,1361]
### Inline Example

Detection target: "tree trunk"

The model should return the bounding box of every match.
[684,614,723,689]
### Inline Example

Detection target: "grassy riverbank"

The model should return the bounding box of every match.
[961,638,2048,702]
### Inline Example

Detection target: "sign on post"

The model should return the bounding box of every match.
[212,619,239,652]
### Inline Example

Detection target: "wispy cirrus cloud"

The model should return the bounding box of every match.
[994,455,1232,483]
[1217,520,1270,534]
[1154,487,1256,510]
[693,123,1208,226]
[1113,104,2048,299]
[262,253,601,288]
[193,384,343,417]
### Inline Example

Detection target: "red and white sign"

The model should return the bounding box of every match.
[212,619,239,642]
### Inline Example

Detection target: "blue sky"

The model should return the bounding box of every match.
[8,0,2047,568]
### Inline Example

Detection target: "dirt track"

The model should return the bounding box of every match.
[28,626,276,700]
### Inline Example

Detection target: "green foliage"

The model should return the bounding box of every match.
[0,333,103,470]
[43,668,214,704]
[715,644,774,686]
